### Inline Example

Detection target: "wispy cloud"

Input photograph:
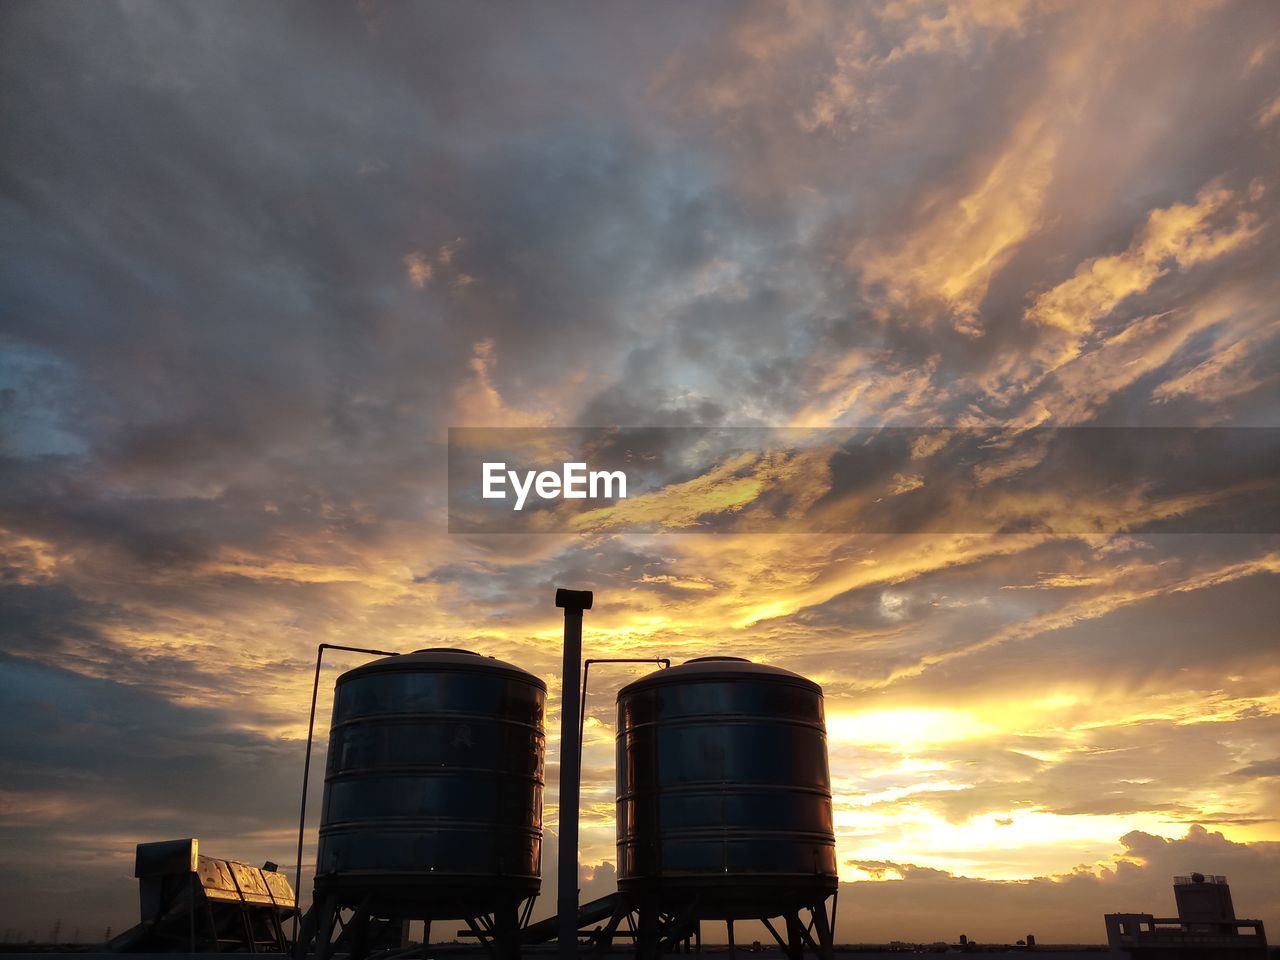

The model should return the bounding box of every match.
[1,0,1278,940]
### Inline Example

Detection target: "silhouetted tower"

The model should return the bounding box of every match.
[1176,874,1237,934]
[1105,874,1267,960]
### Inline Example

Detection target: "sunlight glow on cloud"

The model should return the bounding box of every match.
[2,0,1279,939]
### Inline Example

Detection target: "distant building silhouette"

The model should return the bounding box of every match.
[1105,874,1267,960]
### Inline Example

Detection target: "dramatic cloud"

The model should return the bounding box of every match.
[2,0,1279,943]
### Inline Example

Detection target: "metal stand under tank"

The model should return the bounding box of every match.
[295,648,547,960]
[611,656,838,960]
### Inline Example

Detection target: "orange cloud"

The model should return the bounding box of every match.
[1026,182,1262,334]
[856,111,1060,336]
[451,338,551,426]
[402,250,433,288]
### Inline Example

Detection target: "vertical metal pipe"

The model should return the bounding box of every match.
[577,658,669,768]
[554,589,593,960]
[557,605,583,959]
[188,875,195,955]
[292,643,402,951]
[292,645,326,947]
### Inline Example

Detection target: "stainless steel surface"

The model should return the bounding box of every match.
[120,839,295,952]
[616,655,837,914]
[315,647,546,905]
[134,838,200,878]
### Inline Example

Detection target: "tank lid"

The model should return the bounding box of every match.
[414,646,481,655]
[337,646,546,688]
[617,655,820,696]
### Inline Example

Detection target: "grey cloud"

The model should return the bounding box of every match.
[1,0,1279,944]
[0,652,308,938]
[1231,758,1280,780]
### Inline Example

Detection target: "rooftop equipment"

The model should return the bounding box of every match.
[614,656,837,960]
[555,588,593,960]
[110,838,295,952]
[299,647,546,960]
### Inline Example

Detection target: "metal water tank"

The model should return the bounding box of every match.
[315,647,546,914]
[616,656,836,915]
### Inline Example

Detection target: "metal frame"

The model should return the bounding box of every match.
[309,894,534,960]
[620,894,836,960]
[291,643,403,946]
[578,658,670,766]
[291,642,553,960]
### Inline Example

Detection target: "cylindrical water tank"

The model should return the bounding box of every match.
[315,648,545,912]
[616,656,836,914]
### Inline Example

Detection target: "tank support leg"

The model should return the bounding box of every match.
[495,895,521,960]
[593,901,628,954]
[726,920,736,960]
[785,912,806,960]
[659,899,699,953]
[464,915,495,960]
[635,895,659,960]
[312,895,338,960]
[293,903,317,960]
[397,918,411,951]
[343,896,374,960]
[811,899,834,960]
[788,911,829,960]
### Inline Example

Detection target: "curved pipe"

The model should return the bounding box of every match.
[578,658,670,767]
[292,643,402,946]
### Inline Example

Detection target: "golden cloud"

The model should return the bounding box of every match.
[1026,181,1262,334]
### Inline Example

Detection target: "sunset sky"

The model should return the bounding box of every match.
[2,0,1279,945]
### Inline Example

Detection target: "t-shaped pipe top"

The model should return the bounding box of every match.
[555,587,593,611]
